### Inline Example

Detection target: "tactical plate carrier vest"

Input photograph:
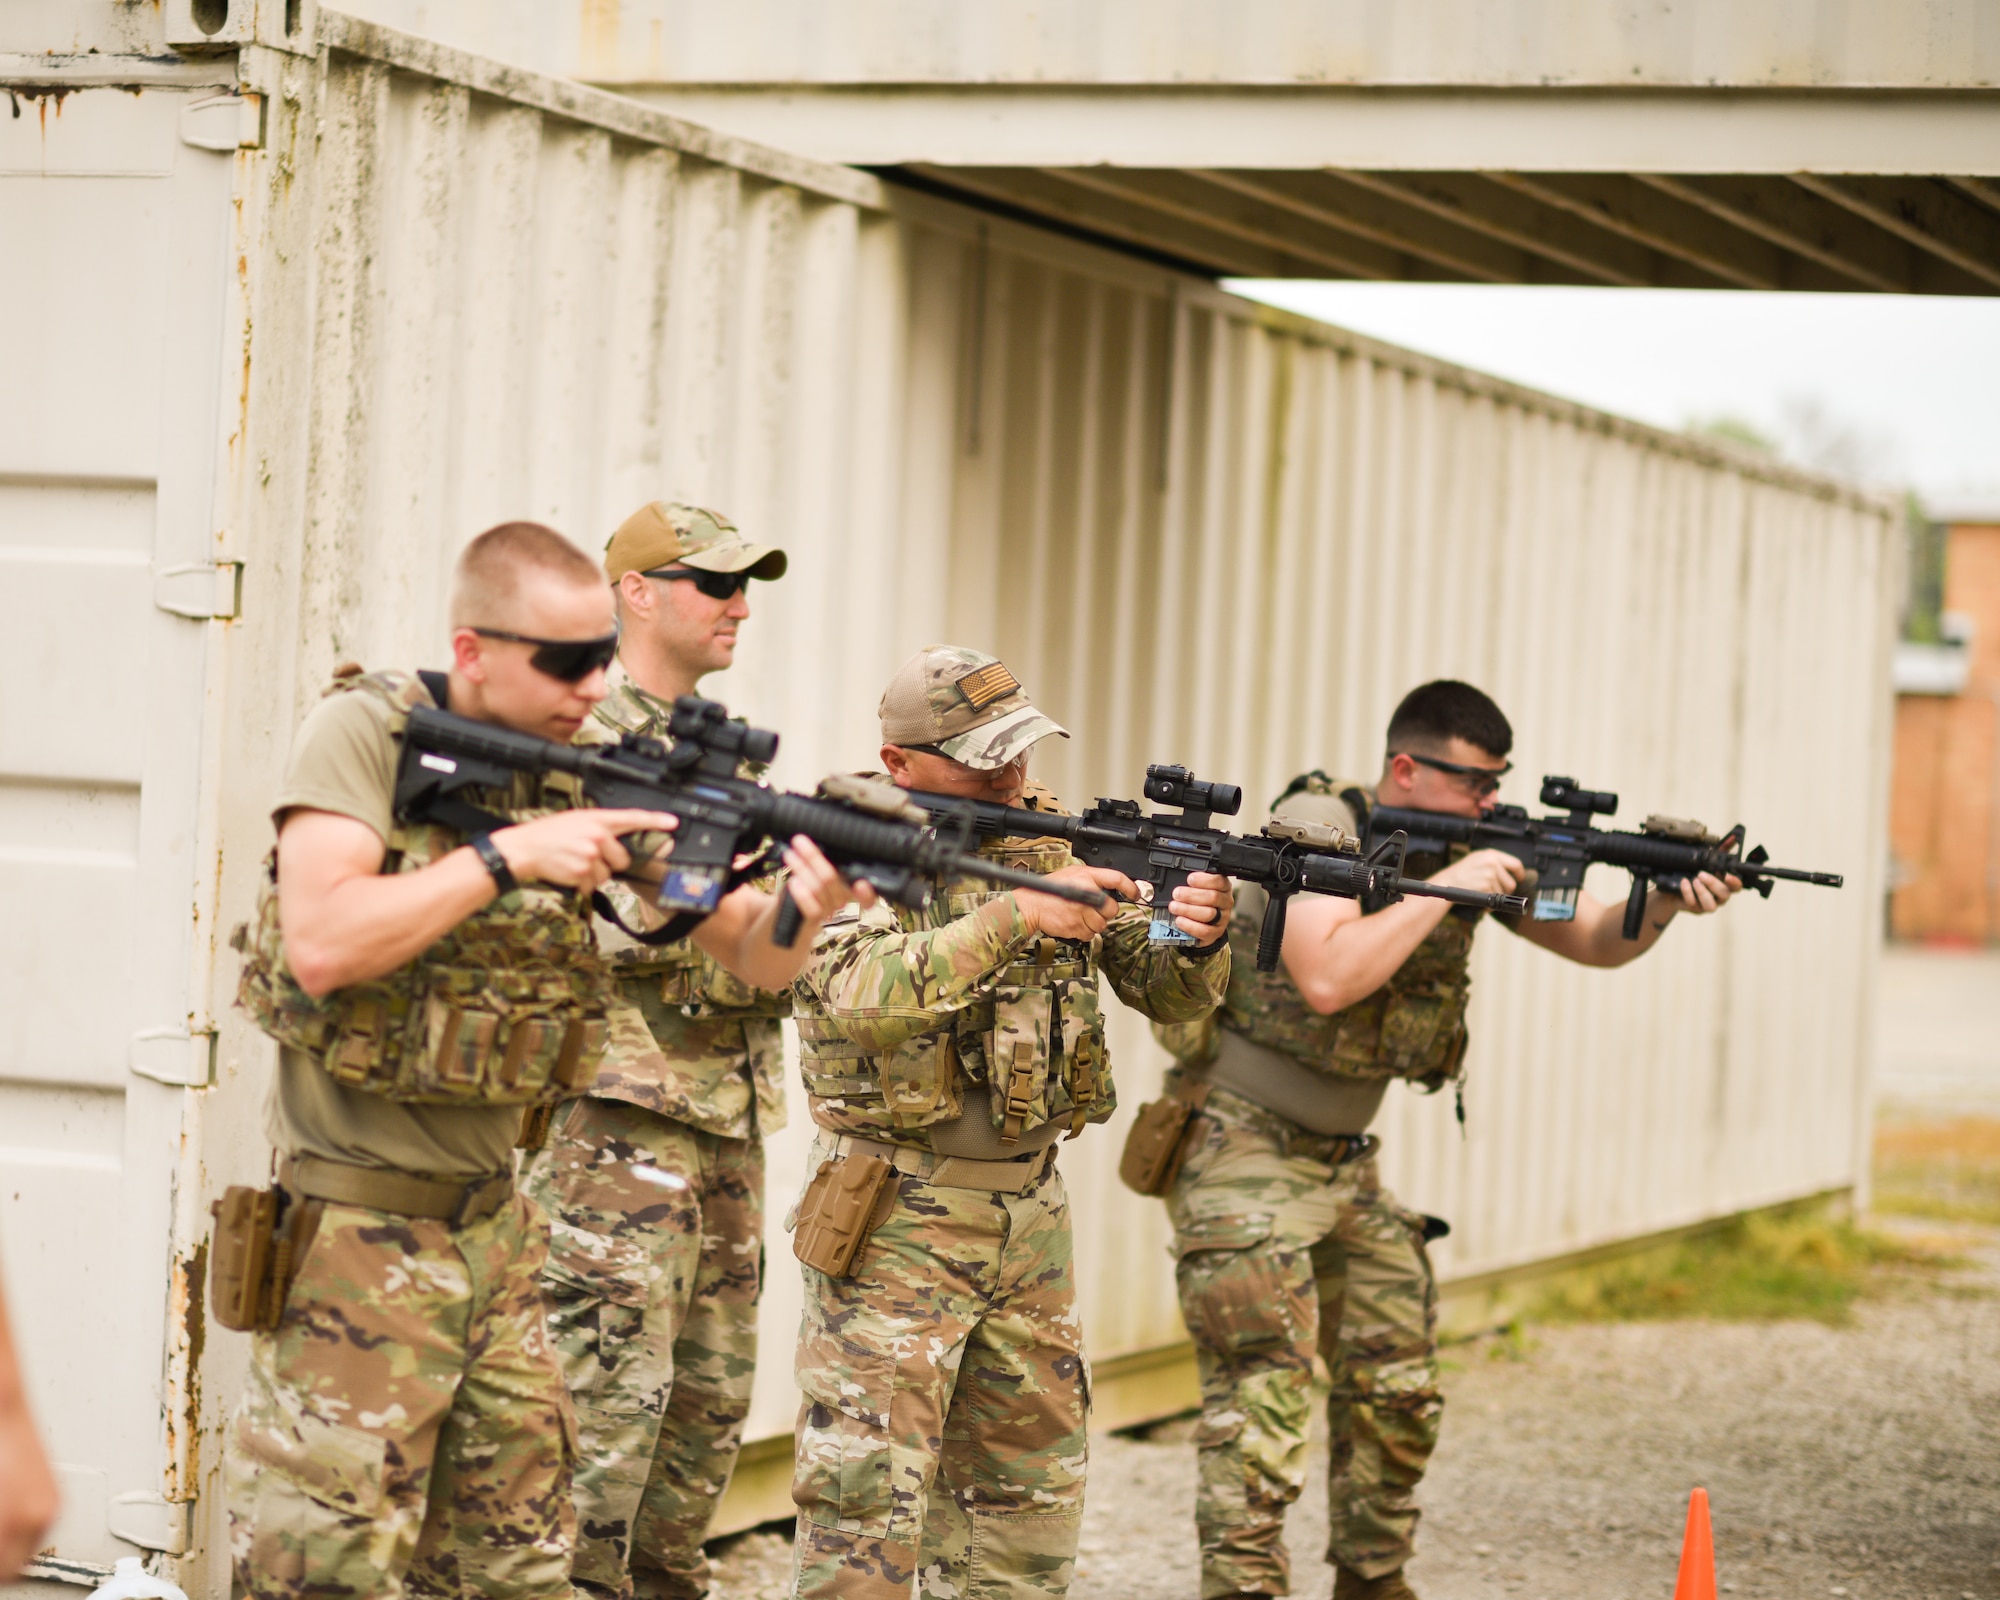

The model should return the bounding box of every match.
[584,674,790,1133]
[232,669,610,1106]
[1221,773,1476,1092]
[793,783,1112,1146]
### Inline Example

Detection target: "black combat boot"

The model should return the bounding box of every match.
[1332,1564,1420,1600]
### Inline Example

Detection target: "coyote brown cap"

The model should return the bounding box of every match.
[604,501,788,583]
[879,645,1069,772]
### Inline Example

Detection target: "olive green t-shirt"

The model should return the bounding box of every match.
[264,687,520,1179]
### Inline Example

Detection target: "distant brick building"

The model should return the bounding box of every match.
[1890,515,2000,942]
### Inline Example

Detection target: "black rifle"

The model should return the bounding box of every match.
[394,696,1105,945]
[1363,774,1844,940]
[903,764,1528,971]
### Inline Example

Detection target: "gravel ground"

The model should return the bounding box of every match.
[709,1222,2000,1600]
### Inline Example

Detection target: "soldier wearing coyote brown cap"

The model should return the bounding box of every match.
[221,520,851,1600]
[782,645,1237,1600]
[518,502,802,1600]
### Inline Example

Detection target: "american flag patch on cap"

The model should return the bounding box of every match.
[955,661,1020,710]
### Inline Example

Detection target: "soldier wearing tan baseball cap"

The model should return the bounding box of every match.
[604,500,787,582]
[878,644,1069,772]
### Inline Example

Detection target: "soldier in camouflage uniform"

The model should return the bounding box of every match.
[223,522,852,1600]
[519,502,797,1600]
[1154,680,1740,1600]
[787,646,1237,1600]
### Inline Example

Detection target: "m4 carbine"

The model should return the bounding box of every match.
[903,764,1528,972]
[394,697,1106,944]
[1363,774,1845,940]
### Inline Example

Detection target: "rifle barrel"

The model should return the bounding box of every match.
[1401,880,1529,914]
[1751,865,1844,887]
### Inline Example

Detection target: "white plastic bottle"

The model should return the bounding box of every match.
[87,1557,189,1600]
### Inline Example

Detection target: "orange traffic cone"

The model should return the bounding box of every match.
[1672,1488,1717,1600]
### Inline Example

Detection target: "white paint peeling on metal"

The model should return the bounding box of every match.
[1,15,1893,1587]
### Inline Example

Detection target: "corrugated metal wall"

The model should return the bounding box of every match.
[891,202,1895,1367]
[23,12,1886,1585]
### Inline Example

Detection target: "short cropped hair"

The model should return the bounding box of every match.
[449,521,604,628]
[1385,680,1513,760]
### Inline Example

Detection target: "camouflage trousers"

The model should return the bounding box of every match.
[1167,1088,1442,1595]
[519,1097,764,1600]
[789,1144,1088,1600]
[224,1190,575,1600]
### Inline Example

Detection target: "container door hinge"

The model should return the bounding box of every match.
[108,1492,191,1555]
[130,1028,216,1088]
[155,560,243,620]
[179,91,264,149]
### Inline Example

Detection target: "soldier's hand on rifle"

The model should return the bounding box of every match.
[1016,865,1130,941]
[1670,870,1740,917]
[1169,870,1234,946]
[779,836,874,923]
[1427,848,1524,898]
[493,808,680,892]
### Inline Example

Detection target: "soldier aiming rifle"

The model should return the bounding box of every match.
[1149,679,1769,1600]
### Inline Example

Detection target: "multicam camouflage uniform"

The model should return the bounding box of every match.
[226,1194,575,1600]
[227,668,599,1600]
[520,667,790,1600]
[788,778,1230,1600]
[1159,774,1476,1596]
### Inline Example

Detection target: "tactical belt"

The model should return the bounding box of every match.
[1205,1029,1389,1139]
[279,1154,514,1228]
[815,1132,1057,1194]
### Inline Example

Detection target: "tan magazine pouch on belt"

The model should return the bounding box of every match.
[793,1151,897,1277]
[1118,1081,1210,1197]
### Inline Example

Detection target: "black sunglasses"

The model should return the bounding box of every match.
[1401,751,1512,797]
[642,566,750,602]
[472,627,620,684]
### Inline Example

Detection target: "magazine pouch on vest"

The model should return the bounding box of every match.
[793,1151,896,1277]
[1119,1081,1211,1197]
[231,669,611,1106]
[982,949,1102,1144]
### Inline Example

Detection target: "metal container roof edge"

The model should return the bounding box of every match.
[882,182,1902,517]
[313,7,889,209]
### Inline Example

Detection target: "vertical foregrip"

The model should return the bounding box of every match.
[1256,892,1291,972]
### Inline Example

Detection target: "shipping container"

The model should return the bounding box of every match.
[1,9,1895,1592]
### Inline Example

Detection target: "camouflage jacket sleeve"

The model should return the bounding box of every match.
[1097,905,1232,1023]
[795,895,1036,1050]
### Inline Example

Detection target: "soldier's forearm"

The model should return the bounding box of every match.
[808,896,1035,1028]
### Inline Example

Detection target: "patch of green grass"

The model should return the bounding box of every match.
[1527,1211,1946,1328]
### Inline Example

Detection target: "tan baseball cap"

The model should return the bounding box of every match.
[604,501,787,583]
[879,644,1069,771]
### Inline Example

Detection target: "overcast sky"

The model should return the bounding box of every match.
[1225,282,2000,515]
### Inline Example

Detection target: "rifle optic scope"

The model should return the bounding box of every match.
[670,695,781,766]
[1541,775,1618,816]
[1145,764,1243,817]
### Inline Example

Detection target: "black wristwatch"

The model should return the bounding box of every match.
[470,833,518,898]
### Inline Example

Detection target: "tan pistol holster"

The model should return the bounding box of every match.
[1118,1080,1210,1198]
[792,1151,897,1278]
[209,1184,324,1333]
